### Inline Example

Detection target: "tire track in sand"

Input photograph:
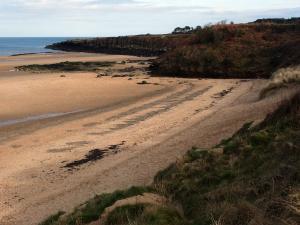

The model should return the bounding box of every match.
[85,84,212,136]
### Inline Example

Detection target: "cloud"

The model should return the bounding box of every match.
[2,0,137,9]
[0,0,299,36]
[2,0,300,12]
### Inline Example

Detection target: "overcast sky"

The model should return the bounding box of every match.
[0,0,299,37]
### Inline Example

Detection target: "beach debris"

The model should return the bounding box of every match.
[64,149,109,169]
[96,72,107,78]
[213,87,234,98]
[112,74,126,78]
[60,74,66,77]
[63,141,126,170]
[137,80,149,85]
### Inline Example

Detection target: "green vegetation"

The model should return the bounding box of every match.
[40,91,300,225]
[39,211,65,225]
[16,61,115,72]
[39,186,152,225]
[154,91,300,225]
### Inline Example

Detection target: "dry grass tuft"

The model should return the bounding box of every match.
[260,65,300,99]
[271,65,300,83]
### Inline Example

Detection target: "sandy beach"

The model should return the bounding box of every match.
[0,52,298,225]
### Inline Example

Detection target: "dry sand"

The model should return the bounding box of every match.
[0,52,299,225]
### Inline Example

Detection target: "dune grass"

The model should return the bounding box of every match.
[105,204,185,225]
[39,211,65,225]
[39,186,152,225]
[260,65,300,99]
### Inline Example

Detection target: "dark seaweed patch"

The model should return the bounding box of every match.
[64,149,108,169]
[63,141,126,170]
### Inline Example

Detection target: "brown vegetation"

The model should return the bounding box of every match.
[46,35,188,57]
[151,22,300,78]
[47,18,300,78]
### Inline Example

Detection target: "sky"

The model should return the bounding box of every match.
[0,0,299,37]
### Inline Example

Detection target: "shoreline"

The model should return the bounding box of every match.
[0,110,84,128]
[0,85,172,143]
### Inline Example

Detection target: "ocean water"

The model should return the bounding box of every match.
[0,37,73,56]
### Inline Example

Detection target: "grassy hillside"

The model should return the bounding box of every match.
[152,92,300,225]
[40,92,300,225]
[47,18,300,78]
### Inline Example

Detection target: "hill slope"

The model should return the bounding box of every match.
[47,18,300,78]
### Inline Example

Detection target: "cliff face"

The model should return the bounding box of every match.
[47,18,300,78]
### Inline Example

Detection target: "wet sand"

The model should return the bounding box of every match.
[0,53,159,121]
[0,52,299,225]
[0,73,164,121]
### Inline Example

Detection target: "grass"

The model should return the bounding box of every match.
[40,92,300,225]
[16,61,115,72]
[105,204,185,225]
[271,65,300,84]
[154,91,300,225]
[39,211,65,225]
[39,186,152,225]
[105,204,146,225]
[260,65,300,99]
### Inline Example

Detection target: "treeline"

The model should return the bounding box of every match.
[47,18,300,78]
[172,20,228,34]
[253,17,300,24]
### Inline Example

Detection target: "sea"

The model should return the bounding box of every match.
[0,37,74,56]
